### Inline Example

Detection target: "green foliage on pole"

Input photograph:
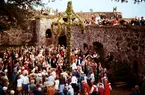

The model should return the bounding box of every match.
[51,1,85,70]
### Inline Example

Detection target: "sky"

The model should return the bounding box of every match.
[38,0,145,18]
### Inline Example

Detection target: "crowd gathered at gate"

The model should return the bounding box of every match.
[0,45,112,95]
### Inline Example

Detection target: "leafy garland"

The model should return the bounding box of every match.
[51,22,61,37]
[72,10,85,33]
[51,1,85,37]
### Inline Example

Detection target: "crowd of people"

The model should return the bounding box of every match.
[0,45,112,95]
[84,14,145,26]
[40,8,145,27]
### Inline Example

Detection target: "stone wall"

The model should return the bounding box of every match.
[36,18,57,45]
[72,25,145,72]
[0,28,33,45]
[0,19,145,72]
[0,20,36,46]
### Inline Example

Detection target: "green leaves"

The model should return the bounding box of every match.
[0,0,43,31]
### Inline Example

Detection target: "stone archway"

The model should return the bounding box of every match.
[46,29,52,38]
[58,35,67,47]
[93,41,104,65]
[45,29,52,45]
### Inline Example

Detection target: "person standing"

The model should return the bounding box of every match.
[70,74,78,95]
[22,73,29,95]
[47,82,55,95]
[82,80,90,95]
[17,76,23,95]
[59,74,65,95]
[97,81,104,95]
[90,82,98,95]
[104,79,112,95]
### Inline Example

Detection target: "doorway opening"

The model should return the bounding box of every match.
[58,35,67,47]
[93,41,104,66]
[46,29,52,38]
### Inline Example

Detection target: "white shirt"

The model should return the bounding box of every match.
[44,81,49,87]
[48,76,55,82]
[67,85,74,95]
[51,71,56,79]
[71,63,77,70]
[84,76,88,83]
[81,60,86,66]
[90,73,95,83]
[17,79,23,87]
[22,76,29,84]
[71,76,78,84]
[20,74,24,79]
[36,76,42,84]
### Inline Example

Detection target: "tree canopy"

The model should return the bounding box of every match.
[0,0,43,31]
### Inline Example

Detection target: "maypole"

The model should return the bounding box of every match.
[51,1,85,70]
[65,1,73,68]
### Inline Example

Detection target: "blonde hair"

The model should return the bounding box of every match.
[30,80,35,84]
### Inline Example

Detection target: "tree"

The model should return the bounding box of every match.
[0,0,43,31]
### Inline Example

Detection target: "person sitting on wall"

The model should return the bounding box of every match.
[140,17,145,26]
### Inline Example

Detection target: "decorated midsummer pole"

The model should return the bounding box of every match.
[51,1,85,69]
[65,1,85,68]
[66,1,73,68]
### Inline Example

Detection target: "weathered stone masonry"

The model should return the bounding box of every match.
[0,21,145,72]
[72,25,145,72]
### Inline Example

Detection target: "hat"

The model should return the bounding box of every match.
[38,87,42,91]
[4,69,8,73]
[3,86,7,91]
[10,90,15,94]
